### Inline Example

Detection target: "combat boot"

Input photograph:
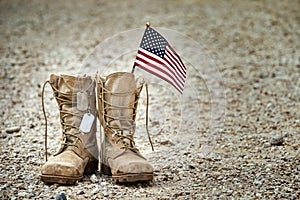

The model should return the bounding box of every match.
[40,74,98,185]
[96,72,154,183]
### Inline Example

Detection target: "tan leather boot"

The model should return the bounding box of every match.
[40,74,98,185]
[96,72,154,183]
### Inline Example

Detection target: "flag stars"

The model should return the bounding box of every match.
[140,27,168,58]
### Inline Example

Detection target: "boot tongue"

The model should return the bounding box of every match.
[105,73,137,134]
[58,75,93,94]
[58,75,75,93]
[57,75,92,143]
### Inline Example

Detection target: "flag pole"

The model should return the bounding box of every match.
[131,22,151,74]
[131,64,135,74]
[131,65,136,73]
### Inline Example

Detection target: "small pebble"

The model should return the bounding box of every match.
[100,181,106,187]
[270,136,284,146]
[5,126,21,133]
[76,190,84,195]
[55,192,67,200]
[17,191,27,197]
[91,187,99,195]
[103,191,109,197]
[255,181,262,186]
[90,174,98,183]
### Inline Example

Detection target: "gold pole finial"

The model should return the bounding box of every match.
[146,22,151,27]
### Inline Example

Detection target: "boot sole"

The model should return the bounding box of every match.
[40,174,82,185]
[113,173,154,183]
[41,159,98,185]
[101,163,153,183]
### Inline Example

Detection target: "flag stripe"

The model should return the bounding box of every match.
[164,52,186,80]
[136,48,185,89]
[168,45,186,72]
[135,61,182,93]
[136,49,184,92]
[165,45,186,75]
[135,54,179,90]
[164,48,186,80]
[135,59,183,93]
[136,49,185,89]
[165,48,186,77]
[164,50,186,82]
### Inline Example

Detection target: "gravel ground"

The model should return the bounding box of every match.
[1,0,299,199]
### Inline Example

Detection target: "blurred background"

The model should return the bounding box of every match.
[0,0,299,199]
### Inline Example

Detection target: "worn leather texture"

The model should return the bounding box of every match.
[41,74,98,184]
[96,72,153,182]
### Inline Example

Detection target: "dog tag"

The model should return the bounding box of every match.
[79,113,95,133]
[77,91,88,111]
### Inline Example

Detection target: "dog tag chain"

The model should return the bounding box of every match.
[78,91,95,133]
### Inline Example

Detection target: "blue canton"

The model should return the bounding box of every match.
[140,27,168,58]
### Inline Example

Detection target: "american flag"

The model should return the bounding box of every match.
[134,26,186,94]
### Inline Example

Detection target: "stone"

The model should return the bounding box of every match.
[100,181,106,187]
[103,191,109,197]
[270,136,284,146]
[90,174,98,183]
[76,190,84,195]
[17,191,27,197]
[55,192,67,200]
[91,187,99,195]
[5,126,21,133]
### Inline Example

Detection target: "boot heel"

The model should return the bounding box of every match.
[84,159,98,174]
[101,163,112,175]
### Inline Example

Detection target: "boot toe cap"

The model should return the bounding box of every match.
[124,161,152,174]
[41,161,81,177]
[41,151,86,178]
[113,159,153,175]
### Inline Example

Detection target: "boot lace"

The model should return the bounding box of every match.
[99,80,154,152]
[42,80,83,161]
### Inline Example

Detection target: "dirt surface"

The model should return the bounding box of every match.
[0,0,299,199]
